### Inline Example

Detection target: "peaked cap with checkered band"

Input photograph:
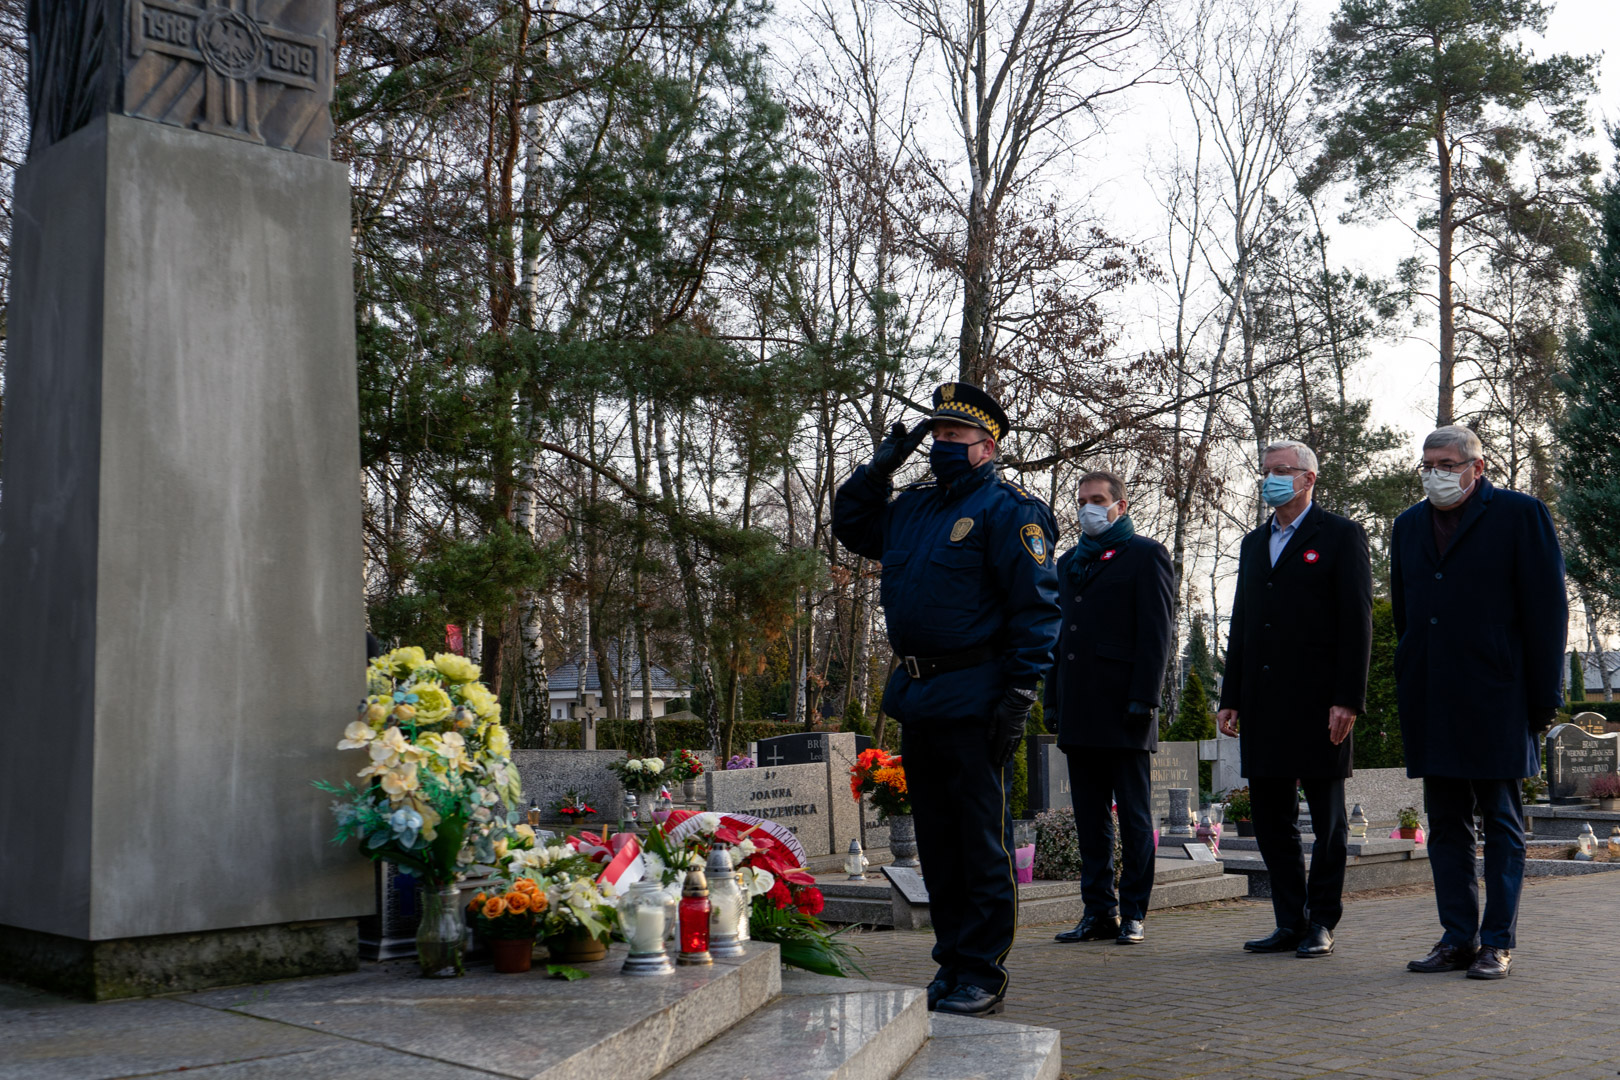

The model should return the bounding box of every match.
[929,382,1008,442]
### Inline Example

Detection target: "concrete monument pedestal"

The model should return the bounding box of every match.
[0,40,369,995]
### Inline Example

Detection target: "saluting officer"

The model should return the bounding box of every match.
[833,383,1061,1018]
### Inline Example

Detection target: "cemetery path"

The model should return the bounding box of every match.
[849,873,1620,1080]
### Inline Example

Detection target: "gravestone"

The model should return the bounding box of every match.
[509,750,627,824]
[0,1,368,999]
[1546,724,1620,803]
[1149,742,1200,824]
[751,732,862,855]
[707,763,837,857]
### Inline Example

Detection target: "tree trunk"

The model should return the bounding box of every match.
[1435,117,1456,427]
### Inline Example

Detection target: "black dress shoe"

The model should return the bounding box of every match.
[926,979,952,1011]
[934,983,1005,1017]
[1054,913,1120,943]
[1407,940,1477,973]
[1466,946,1512,980]
[1295,923,1334,957]
[1243,926,1305,953]
[1116,919,1145,944]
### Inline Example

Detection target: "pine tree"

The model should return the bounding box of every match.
[1560,133,1620,609]
[1570,651,1586,703]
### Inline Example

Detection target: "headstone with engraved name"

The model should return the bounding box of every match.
[707,762,837,856]
[1,1,367,999]
[1546,724,1620,803]
[1029,738,1199,826]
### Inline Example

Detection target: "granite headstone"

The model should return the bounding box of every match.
[707,762,836,856]
[1150,742,1200,823]
[509,749,627,824]
[1546,724,1620,803]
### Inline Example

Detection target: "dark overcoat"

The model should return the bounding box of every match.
[1044,534,1175,751]
[1390,479,1566,779]
[1218,502,1373,778]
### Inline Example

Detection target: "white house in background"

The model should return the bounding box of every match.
[547,646,692,721]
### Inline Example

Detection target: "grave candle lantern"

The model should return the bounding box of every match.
[677,867,713,965]
[654,789,675,824]
[1348,804,1369,839]
[527,799,542,829]
[621,791,639,834]
[705,843,747,958]
[1576,822,1597,860]
[846,838,869,880]
[619,879,677,976]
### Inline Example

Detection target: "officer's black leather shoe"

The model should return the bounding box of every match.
[1407,940,1477,973]
[1295,923,1334,957]
[1116,919,1145,945]
[934,984,1005,1017]
[1465,946,1512,980]
[1054,913,1120,942]
[925,979,952,1010]
[1243,926,1305,953]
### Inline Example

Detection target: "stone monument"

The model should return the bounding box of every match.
[1546,724,1620,803]
[0,0,368,998]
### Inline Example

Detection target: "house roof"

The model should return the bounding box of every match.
[549,644,690,696]
[1576,651,1620,694]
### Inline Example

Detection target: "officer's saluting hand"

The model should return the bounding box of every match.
[832,382,1061,1021]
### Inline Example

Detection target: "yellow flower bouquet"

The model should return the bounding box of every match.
[316,647,526,886]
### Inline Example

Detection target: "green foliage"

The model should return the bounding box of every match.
[841,698,872,738]
[1570,651,1587,703]
[1010,742,1029,820]
[1559,133,1620,609]
[1032,805,1121,887]
[1563,701,1620,725]
[1165,671,1216,792]
[1354,599,1405,769]
[748,899,864,977]
[1223,785,1252,821]
[1187,616,1218,689]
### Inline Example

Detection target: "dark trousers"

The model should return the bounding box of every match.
[901,721,1018,995]
[1065,746,1154,920]
[1425,777,1525,950]
[1251,775,1348,932]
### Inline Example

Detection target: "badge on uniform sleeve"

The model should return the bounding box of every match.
[1304,550,1320,564]
[1020,523,1049,564]
[951,517,974,542]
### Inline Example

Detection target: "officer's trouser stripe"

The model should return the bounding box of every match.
[993,760,1017,997]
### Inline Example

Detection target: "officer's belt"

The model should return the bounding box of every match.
[899,646,994,680]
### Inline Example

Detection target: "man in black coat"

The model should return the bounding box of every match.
[1393,426,1566,981]
[1046,470,1175,946]
[1217,440,1373,959]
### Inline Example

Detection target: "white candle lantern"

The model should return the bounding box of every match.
[705,843,747,958]
[619,879,676,975]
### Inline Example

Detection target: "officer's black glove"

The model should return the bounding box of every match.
[868,421,929,478]
[1125,700,1153,718]
[990,687,1037,766]
[1529,707,1558,735]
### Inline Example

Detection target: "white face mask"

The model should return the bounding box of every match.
[1078,502,1117,537]
[1422,467,1475,509]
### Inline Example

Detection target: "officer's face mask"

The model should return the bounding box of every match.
[930,439,979,484]
[1260,473,1298,508]
[1078,501,1119,537]
[1422,465,1475,509]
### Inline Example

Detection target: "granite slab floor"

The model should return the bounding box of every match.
[849,872,1620,1080]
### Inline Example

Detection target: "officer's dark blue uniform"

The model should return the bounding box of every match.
[832,383,1060,1012]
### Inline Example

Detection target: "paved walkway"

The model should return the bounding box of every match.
[849,874,1620,1080]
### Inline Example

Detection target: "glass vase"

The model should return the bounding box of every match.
[416,883,466,978]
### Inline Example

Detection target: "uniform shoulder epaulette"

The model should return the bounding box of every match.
[998,478,1047,504]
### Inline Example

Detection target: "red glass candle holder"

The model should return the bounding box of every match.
[679,896,711,959]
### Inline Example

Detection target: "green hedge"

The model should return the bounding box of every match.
[545,717,832,754]
[1563,701,1620,726]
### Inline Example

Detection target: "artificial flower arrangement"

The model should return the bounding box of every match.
[849,748,910,819]
[607,755,672,794]
[724,754,755,770]
[317,647,528,884]
[468,878,550,939]
[504,838,621,945]
[660,810,861,977]
[672,748,706,780]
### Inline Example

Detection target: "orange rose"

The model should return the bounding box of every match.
[468,892,488,912]
[530,892,549,913]
[504,891,531,913]
[514,878,541,895]
[482,896,507,919]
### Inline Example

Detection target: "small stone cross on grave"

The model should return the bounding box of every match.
[763,744,786,767]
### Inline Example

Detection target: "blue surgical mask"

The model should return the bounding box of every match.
[1261,474,1297,507]
[930,440,976,484]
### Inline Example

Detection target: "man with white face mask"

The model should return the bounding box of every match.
[1046,470,1174,945]
[1392,426,1567,981]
